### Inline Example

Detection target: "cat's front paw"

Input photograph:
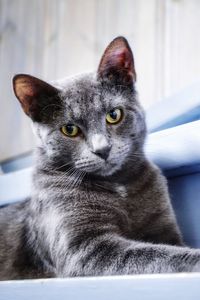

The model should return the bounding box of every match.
[181,250,200,272]
[192,262,200,272]
[190,251,200,272]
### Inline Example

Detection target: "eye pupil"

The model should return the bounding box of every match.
[66,125,74,134]
[110,110,117,120]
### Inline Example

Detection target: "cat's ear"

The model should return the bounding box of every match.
[13,74,60,122]
[97,36,136,87]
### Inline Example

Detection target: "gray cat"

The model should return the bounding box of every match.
[0,37,200,280]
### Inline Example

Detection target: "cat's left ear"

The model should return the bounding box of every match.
[13,74,60,122]
[97,36,136,86]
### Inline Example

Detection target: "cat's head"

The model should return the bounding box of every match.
[13,37,146,177]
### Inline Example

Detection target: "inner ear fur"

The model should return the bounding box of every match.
[13,74,60,122]
[97,36,136,86]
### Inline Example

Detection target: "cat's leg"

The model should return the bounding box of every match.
[56,233,200,276]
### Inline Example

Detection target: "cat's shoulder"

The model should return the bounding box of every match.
[0,199,30,225]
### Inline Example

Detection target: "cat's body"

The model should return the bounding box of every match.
[0,37,200,280]
[0,155,184,279]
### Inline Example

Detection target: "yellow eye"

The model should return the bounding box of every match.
[61,124,80,137]
[106,108,123,124]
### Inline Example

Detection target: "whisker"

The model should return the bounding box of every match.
[50,166,76,189]
[50,161,73,173]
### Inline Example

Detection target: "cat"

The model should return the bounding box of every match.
[0,36,200,280]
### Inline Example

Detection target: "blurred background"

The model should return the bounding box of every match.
[0,0,200,162]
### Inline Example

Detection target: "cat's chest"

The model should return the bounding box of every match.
[66,184,129,207]
[44,185,131,228]
[35,182,151,240]
[33,186,130,248]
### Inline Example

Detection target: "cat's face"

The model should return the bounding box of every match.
[13,37,146,177]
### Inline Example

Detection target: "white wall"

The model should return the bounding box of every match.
[1,0,200,160]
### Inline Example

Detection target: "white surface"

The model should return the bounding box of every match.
[0,273,200,300]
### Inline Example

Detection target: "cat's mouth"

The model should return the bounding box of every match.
[75,159,121,177]
[75,146,130,176]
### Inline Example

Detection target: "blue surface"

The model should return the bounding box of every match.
[149,106,200,133]
[0,168,32,204]
[146,80,200,132]
[1,152,33,173]
[145,120,200,175]
[169,173,200,248]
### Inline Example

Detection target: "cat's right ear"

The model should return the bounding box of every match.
[13,74,60,122]
[97,36,136,87]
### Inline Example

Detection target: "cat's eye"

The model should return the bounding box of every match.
[61,124,80,137]
[106,108,123,124]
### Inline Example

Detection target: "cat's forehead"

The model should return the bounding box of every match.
[55,72,126,119]
[63,74,101,105]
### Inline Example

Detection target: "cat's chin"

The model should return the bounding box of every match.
[78,161,122,177]
[97,164,121,177]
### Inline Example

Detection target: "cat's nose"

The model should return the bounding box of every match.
[93,145,111,160]
[90,134,111,160]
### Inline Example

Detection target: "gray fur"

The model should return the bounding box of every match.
[0,37,200,280]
